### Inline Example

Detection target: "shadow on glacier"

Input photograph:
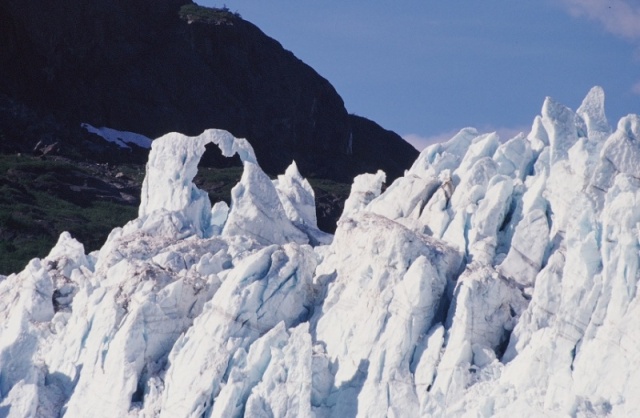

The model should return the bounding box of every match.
[326,358,369,418]
[46,370,77,417]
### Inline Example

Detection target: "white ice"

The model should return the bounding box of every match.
[81,123,152,149]
[3,87,640,417]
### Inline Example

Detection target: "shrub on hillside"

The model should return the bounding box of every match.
[179,4,240,25]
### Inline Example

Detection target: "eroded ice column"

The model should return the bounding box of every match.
[138,129,249,236]
[222,162,310,245]
[273,161,333,246]
[139,129,256,237]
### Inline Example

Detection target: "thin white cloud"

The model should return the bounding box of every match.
[403,130,460,151]
[559,0,640,41]
[403,125,530,151]
[559,1,640,101]
[483,125,529,142]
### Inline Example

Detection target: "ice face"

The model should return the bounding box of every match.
[339,169,386,221]
[158,243,316,417]
[312,212,462,416]
[576,85,610,137]
[223,161,310,246]
[272,161,333,246]
[273,161,317,229]
[3,87,640,417]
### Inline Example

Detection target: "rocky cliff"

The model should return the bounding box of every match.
[0,0,416,180]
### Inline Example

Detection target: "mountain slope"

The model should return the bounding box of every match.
[0,0,418,272]
[0,0,417,181]
[1,87,639,416]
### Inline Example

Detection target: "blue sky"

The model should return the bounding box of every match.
[200,1,640,149]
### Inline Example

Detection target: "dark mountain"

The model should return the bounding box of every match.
[0,0,417,180]
[0,0,419,273]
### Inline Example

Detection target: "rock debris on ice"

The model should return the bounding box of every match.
[2,87,640,417]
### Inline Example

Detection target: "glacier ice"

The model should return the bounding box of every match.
[2,87,640,417]
[222,161,310,246]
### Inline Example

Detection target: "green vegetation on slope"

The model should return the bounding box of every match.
[194,166,244,205]
[0,154,352,275]
[178,4,240,24]
[0,155,139,275]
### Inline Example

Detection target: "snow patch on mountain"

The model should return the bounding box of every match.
[81,123,152,149]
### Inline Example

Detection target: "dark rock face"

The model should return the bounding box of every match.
[0,0,420,273]
[0,0,417,181]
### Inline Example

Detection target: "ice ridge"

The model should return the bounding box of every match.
[1,87,640,417]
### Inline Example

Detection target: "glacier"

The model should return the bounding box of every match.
[1,86,640,417]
